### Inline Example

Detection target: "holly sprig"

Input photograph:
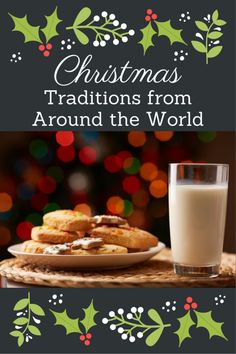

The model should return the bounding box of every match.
[50,299,98,347]
[139,8,187,55]
[9,7,62,57]
[191,9,227,64]
[102,307,171,346]
[66,8,135,47]
[9,292,45,347]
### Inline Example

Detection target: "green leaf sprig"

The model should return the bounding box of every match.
[191,9,227,64]
[9,292,45,347]
[102,307,171,347]
[66,8,135,46]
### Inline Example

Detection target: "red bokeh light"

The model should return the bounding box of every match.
[122,176,141,194]
[56,131,74,146]
[16,221,33,240]
[57,145,76,162]
[79,147,97,165]
[31,193,49,210]
[37,176,56,194]
[104,155,122,173]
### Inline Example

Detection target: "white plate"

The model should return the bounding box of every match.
[8,242,165,270]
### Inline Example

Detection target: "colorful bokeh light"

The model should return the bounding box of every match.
[0,193,13,212]
[79,147,97,165]
[128,131,147,147]
[154,131,174,141]
[56,131,74,146]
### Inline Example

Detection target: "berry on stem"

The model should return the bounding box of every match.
[146,9,153,15]
[38,44,45,52]
[186,297,193,303]
[80,335,85,341]
[145,15,151,22]
[86,333,92,339]
[84,340,90,346]
[46,43,53,50]
[43,50,50,57]
[191,302,198,309]
[151,13,158,20]
[184,303,190,311]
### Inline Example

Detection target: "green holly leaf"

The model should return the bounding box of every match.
[145,327,163,347]
[73,7,91,27]
[30,304,45,316]
[50,309,82,335]
[139,22,157,55]
[155,20,187,45]
[148,309,163,326]
[74,29,89,45]
[9,14,41,43]
[41,6,62,43]
[194,311,228,340]
[13,298,29,311]
[81,300,99,333]
[175,311,195,347]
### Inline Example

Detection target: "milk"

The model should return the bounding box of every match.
[169,184,228,266]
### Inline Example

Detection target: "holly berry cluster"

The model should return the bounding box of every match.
[79,333,92,346]
[38,43,53,57]
[145,9,158,22]
[184,297,198,310]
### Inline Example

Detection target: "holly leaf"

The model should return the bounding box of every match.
[148,309,163,326]
[81,300,99,333]
[139,22,157,55]
[41,6,62,43]
[50,309,82,335]
[194,311,228,340]
[9,14,41,43]
[175,311,195,347]
[155,20,187,45]
[145,327,163,347]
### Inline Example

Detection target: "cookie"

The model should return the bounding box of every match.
[90,215,127,226]
[44,243,71,255]
[43,210,91,232]
[71,237,104,250]
[31,225,80,244]
[91,226,158,250]
[22,240,53,254]
[71,244,128,255]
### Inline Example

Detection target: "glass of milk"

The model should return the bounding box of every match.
[169,163,229,277]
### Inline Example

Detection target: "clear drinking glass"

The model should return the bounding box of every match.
[168,163,229,278]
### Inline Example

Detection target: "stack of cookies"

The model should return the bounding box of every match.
[22,210,158,256]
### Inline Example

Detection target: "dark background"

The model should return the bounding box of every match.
[0,0,235,130]
[0,131,235,259]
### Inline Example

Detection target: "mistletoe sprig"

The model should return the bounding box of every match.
[9,292,45,347]
[66,8,135,47]
[50,299,98,347]
[9,7,62,57]
[139,8,187,55]
[102,306,171,346]
[191,9,227,64]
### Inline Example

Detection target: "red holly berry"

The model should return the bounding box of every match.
[145,15,151,22]
[146,9,153,15]
[46,43,53,50]
[184,303,190,311]
[80,335,85,341]
[38,44,45,52]
[86,333,92,339]
[191,302,198,309]
[84,340,90,346]
[43,50,50,57]
[186,296,193,303]
[151,13,158,20]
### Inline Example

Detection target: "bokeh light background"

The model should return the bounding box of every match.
[0,131,235,259]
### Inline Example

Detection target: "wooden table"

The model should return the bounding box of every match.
[0,249,235,288]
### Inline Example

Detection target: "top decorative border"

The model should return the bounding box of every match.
[9,6,227,64]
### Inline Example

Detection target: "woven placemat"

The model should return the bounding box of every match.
[0,249,235,288]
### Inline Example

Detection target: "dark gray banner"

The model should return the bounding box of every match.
[0,0,235,131]
[0,288,235,353]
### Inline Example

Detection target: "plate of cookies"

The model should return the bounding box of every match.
[8,210,165,269]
